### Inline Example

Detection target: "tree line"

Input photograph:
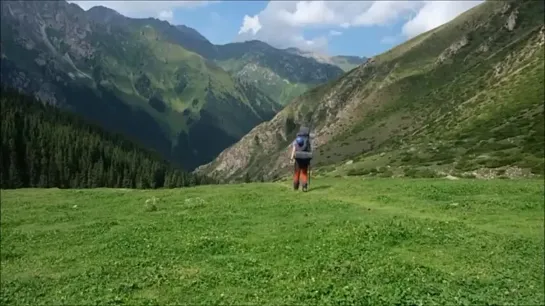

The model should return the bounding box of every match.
[0,87,216,189]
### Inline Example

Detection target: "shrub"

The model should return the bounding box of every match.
[437,158,455,165]
[144,197,158,212]
[516,156,545,175]
[455,158,480,171]
[401,155,412,162]
[347,168,367,176]
[479,156,521,168]
[404,167,440,178]
[377,170,394,177]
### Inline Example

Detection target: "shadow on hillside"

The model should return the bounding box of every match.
[308,185,332,192]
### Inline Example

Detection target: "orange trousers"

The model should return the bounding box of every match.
[293,161,309,189]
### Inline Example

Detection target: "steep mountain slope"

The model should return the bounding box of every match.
[118,16,351,107]
[1,86,212,189]
[85,6,220,60]
[212,41,346,106]
[196,0,544,182]
[0,1,280,171]
[134,23,357,107]
[330,55,369,72]
[284,47,368,72]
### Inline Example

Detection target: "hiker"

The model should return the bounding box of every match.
[290,126,313,192]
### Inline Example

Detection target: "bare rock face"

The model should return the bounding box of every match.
[35,83,59,105]
[437,36,469,64]
[477,37,493,53]
[34,58,47,66]
[538,25,545,47]
[505,9,518,31]
[499,3,511,14]
[11,71,30,89]
[1,0,97,84]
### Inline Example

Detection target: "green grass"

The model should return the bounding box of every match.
[215,59,313,106]
[2,178,544,305]
[330,56,366,72]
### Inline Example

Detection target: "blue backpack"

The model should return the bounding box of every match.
[294,127,312,160]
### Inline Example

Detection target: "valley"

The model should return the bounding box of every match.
[0,1,354,171]
[2,0,542,182]
[1,1,544,304]
[196,0,545,183]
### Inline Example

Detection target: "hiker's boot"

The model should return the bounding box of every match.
[302,184,308,192]
[293,182,299,191]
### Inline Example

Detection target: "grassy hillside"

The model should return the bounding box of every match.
[197,0,544,182]
[0,1,280,171]
[284,47,368,72]
[213,57,311,107]
[330,55,368,72]
[1,177,543,305]
[0,87,212,189]
[213,41,345,106]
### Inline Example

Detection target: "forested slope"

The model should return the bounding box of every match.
[1,87,214,189]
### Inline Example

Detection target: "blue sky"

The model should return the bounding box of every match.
[71,1,484,57]
[173,1,266,45]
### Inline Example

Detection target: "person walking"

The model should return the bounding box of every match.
[290,126,313,192]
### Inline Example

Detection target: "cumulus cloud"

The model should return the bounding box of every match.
[236,0,484,53]
[351,1,421,26]
[239,15,262,35]
[329,30,342,36]
[158,10,174,22]
[68,1,217,21]
[402,1,483,38]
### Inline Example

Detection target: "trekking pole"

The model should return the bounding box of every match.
[308,163,311,188]
[309,132,314,189]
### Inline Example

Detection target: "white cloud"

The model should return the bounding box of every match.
[239,15,262,35]
[402,1,483,38]
[329,30,342,36]
[236,1,484,54]
[276,1,339,27]
[351,1,421,26]
[68,1,217,21]
[158,10,174,22]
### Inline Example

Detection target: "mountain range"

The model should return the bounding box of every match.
[2,0,542,181]
[283,47,368,72]
[0,0,362,171]
[196,0,544,182]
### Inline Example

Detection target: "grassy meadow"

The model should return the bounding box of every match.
[1,177,544,305]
